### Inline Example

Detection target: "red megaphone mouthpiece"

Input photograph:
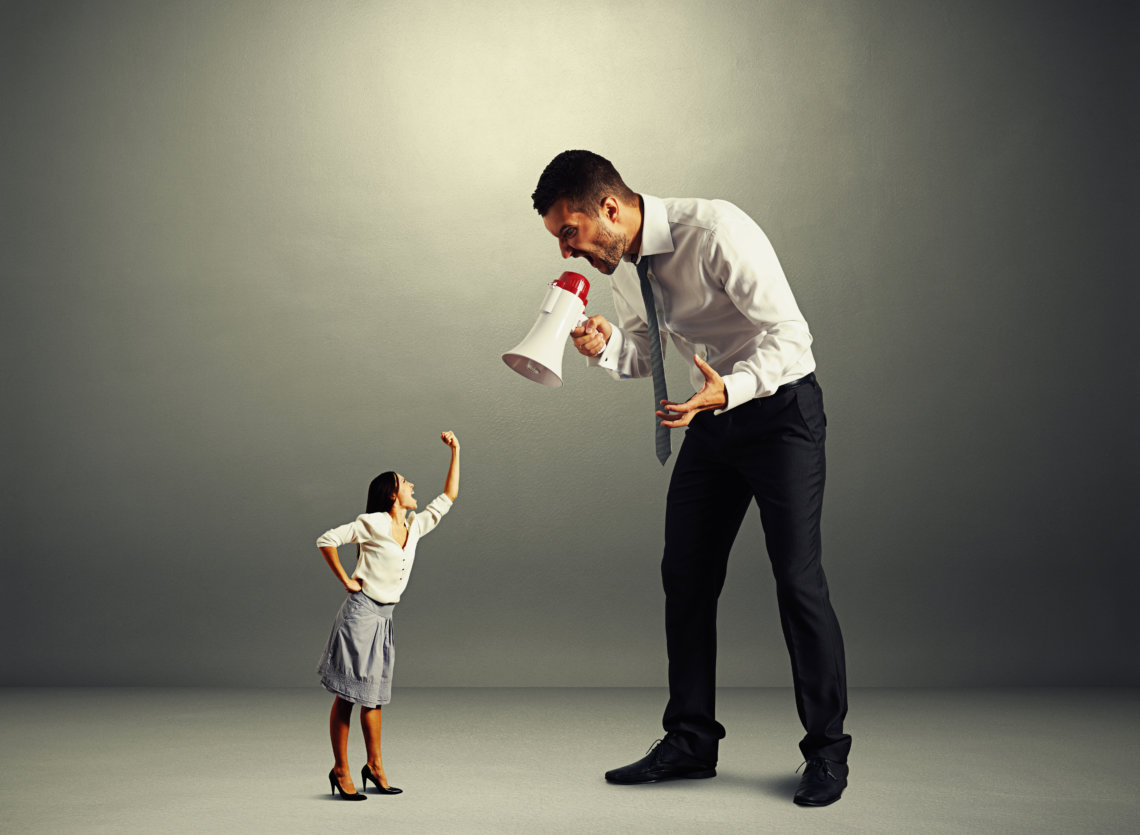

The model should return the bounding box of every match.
[552,272,589,306]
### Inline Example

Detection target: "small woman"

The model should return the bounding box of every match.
[315,431,460,800]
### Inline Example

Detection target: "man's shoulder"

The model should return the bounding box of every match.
[662,196,757,233]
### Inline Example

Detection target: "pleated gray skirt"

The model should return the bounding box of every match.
[316,592,396,708]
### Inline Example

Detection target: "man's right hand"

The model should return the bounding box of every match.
[571,315,613,358]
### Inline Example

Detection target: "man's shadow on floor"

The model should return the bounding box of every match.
[703,771,800,800]
[600,771,800,800]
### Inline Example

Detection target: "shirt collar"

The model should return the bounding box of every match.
[633,194,674,263]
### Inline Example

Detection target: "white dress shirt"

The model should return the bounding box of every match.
[592,194,815,412]
[316,494,452,604]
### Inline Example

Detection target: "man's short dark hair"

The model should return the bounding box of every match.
[532,150,637,217]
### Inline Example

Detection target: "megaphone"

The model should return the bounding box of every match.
[502,271,591,387]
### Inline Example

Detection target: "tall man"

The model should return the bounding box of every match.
[531,151,851,806]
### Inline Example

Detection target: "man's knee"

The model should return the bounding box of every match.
[662,550,730,602]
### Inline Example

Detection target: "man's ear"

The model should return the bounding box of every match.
[600,195,621,223]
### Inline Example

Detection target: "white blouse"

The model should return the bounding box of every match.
[316,494,452,604]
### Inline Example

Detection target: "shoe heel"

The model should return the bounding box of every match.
[329,768,368,800]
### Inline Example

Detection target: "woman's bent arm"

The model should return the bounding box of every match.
[441,431,460,501]
[320,545,362,592]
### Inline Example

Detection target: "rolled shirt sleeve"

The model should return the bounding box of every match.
[316,521,360,549]
[410,493,453,537]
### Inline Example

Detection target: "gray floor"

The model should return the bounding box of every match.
[1,687,1137,834]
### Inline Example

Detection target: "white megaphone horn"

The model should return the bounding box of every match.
[502,271,591,387]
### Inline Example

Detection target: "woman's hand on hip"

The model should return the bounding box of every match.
[344,578,362,593]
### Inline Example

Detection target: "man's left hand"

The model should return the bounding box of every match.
[656,355,727,428]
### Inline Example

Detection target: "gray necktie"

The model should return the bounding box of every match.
[636,256,671,465]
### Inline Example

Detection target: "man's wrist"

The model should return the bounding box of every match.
[589,325,622,369]
[717,372,752,413]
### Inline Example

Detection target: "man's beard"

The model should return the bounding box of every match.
[592,223,627,274]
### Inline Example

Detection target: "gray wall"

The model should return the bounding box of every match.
[3,0,1136,688]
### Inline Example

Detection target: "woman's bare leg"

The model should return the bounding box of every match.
[329,696,359,793]
[361,706,393,788]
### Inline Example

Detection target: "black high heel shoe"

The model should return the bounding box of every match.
[328,768,367,800]
[361,764,403,795]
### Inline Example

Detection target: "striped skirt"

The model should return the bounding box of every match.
[316,592,396,708]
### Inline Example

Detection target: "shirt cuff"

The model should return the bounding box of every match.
[588,325,623,373]
[715,371,756,414]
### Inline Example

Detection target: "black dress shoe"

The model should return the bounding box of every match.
[793,758,848,806]
[605,738,717,784]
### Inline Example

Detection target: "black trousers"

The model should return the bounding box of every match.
[661,375,851,764]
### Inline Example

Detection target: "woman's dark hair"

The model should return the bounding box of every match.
[366,471,399,514]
